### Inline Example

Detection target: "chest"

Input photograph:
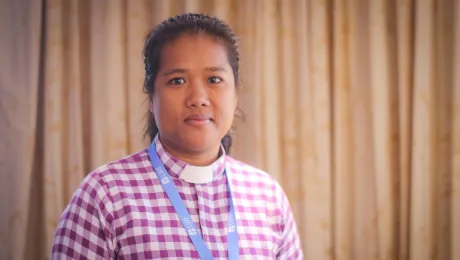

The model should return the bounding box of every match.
[110,183,281,259]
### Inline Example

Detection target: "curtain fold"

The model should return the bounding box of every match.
[0,0,43,259]
[1,0,459,259]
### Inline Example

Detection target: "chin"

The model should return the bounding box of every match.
[180,135,218,152]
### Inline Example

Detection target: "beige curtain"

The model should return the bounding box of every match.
[1,0,459,259]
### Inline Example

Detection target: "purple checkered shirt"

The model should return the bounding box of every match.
[52,136,304,259]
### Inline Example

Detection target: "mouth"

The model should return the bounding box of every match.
[184,114,213,127]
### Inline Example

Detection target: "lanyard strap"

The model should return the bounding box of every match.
[148,142,239,260]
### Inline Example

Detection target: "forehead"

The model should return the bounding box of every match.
[159,33,231,70]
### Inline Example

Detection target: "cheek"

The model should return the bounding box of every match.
[217,94,237,123]
[153,94,181,126]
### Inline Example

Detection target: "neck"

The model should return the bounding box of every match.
[159,138,221,166]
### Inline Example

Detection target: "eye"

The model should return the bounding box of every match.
[168,78,186,85]
[208,76,222,84]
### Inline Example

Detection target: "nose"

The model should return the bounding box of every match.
[185,81,210,108]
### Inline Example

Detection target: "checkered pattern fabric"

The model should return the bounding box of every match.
[52,136,304,259]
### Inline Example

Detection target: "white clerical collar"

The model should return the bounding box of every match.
[179,165,215,184]
[154,135,226,184]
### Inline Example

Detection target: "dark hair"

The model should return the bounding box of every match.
[143,13,241,154]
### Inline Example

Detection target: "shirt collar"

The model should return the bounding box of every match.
[154,135,226,184]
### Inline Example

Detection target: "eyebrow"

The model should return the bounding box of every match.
[205,66,227,73]
[161,66,228,76]
[162,68,188,76]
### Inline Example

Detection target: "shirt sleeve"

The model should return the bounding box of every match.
[275,183,304,260]
[51,173,116,260]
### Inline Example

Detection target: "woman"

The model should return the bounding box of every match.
[52,13,303,259]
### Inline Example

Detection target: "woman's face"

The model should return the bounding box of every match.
[151,33,237,156]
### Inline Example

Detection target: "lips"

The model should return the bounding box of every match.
[184,114,213,126]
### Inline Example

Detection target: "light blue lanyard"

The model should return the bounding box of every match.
[148,141,239,260]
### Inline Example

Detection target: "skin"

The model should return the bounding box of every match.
[150,33,237,166]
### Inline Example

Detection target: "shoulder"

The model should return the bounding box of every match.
[61,150,152,223]
[75,149,151,201]
[225,156,276,184]
[91,149,150,177]
[225,157,295,236]
[85,149,151,185]
[225,156,286,200]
